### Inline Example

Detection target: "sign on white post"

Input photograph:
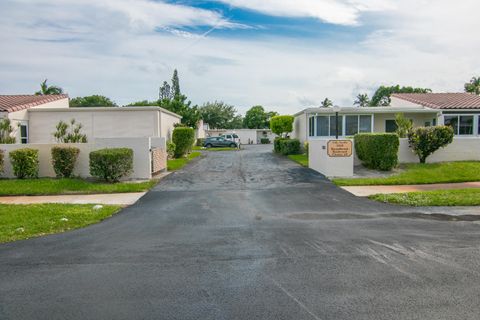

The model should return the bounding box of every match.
[309,139,354,177]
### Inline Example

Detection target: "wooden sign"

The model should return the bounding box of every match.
[327,140,352,157]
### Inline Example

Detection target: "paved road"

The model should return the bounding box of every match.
[1,145,480,319]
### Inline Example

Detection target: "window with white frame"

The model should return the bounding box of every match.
[444,115,475,135]
[20,123,28,144]
[307,114,372,137]
[308,116,315,136]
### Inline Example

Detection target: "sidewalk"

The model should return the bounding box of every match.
[0,192,146,205]
[342,181,480,197]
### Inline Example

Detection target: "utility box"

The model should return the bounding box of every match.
[309,139,354,177]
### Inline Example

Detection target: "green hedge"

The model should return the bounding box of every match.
[51,146,80,178]
[274,138,301,155]
[260,138,270,144]
[89,148,133,182]
[354,133,399,171]
[172,127,195,158]
[167,141,176,159]
[196,138,205,147]
[0,150,4,174]
[9,148,39,179]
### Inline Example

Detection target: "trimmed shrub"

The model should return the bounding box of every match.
[355,133,399,171]
[167,141,176,159]
[196,138,205,147]
[260,138,270,144]
[303,141,309,155]
[89,148,133,182]
[172,127,195,158]
[274,138,301,155]
[408,126,454,163]
[9,148,39,179]
[270,115,294,138]
[51,146,80,178]
[0,149,4,174]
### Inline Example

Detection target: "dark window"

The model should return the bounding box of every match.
[316,116,329,136]
[385,120,397,133]
[20,124,28,144]
[425,121,431,127]
[444,115,458,134]
[345,116,358,136]
[359,115,372,133]
[459,116,474,135]
[329,115,343,136]
[308,117,315,137]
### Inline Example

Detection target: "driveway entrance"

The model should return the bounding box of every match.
[1,145,480,319]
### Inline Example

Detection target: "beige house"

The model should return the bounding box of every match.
[293,93,480,143]
[0,95,181,144]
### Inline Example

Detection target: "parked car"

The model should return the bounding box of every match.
[220,133,239,143]
[204,137,238,148]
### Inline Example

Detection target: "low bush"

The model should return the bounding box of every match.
[89,148,133,182]
[196,138,205,147]
[9,148,39,179]
[167,141,176,159]
[408,126,454,163]
[0,150,4,174]
[303,141,309,155]
[260,138,270,144]
[51,146,80,178]
[172,127,195,158]
[274,138,301,155]
[355,133,399,171]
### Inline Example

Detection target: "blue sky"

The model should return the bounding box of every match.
[1,0,479,114]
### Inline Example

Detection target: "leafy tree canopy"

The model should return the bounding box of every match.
[270,115,294,138]
[70,95,116,107]
[200,101,241,129]
[370,85,432,106]
[126,100,159,106]
[35,79,63,95]
[465,76,480,95]
[243,105,277,129]
[321,98,333,108]
[354,93,370,107]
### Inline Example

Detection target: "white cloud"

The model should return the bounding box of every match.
[216,0,396,25]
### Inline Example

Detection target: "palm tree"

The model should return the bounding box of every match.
[465,77,480,95]
[354,93,370,107]
[35,79,64,95]
[320,98,333,108]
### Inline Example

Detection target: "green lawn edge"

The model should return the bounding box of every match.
[369,188,480,207]
[334,162,480,186]
[287,154,309,167]
[167,152,202,171]
[0,204,122,243]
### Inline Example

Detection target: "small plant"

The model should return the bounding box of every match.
[53,119,88,143]
[270,115,294,138]
[355,133,399,171]
[89,148,133,182]
[260,138,270,144]
[196,138,205,147]
[303,141,309,155]
[172,127,195,158]
[408,126,454,163]
[0,118,16,144]
[167,141,176,159]
[395,113,413,138]
[0,150,4,174]
[51,146,80,178]
[9,148,39,179]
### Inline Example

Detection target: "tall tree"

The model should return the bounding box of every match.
[200,101,238,129]
[266,111,279,128]
[465,77,480,95]
[171,69,181,98]
[70,95,116,107]
[159,81,172,101]
[35,79,63,95]
[320,98,333,108]
[225,115,243,129]
[354,93,370,107]
[243,105,269,129]
[370,85,432,106]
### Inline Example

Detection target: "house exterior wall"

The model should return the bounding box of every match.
[389,97,424,108]
[28,109,161,143]
[293,113,307,143]
[160,111,181,141]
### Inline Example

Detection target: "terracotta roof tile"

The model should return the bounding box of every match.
[0,94,69,113]
[391,93,480,109]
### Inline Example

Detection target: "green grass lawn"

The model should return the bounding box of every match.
[167,152,202,171]
[370,189,480,206]
[334,162,480,186]
[0,204,121,243]
[0,178,157,196]
[288,154,309,167]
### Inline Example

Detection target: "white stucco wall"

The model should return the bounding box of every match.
[0,137,160,180]
[309,139,354,177]
[160,111,181,141]
[293,113,307,143]
[373,113,438,132]
[389,97,425,109]
[27,108,163,143]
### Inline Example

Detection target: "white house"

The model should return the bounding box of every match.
[293,93,480,143]
[0,95,181,143]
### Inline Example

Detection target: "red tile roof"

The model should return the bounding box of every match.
[391,93,480,109]
[0,94,69,113]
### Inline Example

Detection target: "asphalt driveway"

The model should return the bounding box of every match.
[1,145,480,319]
